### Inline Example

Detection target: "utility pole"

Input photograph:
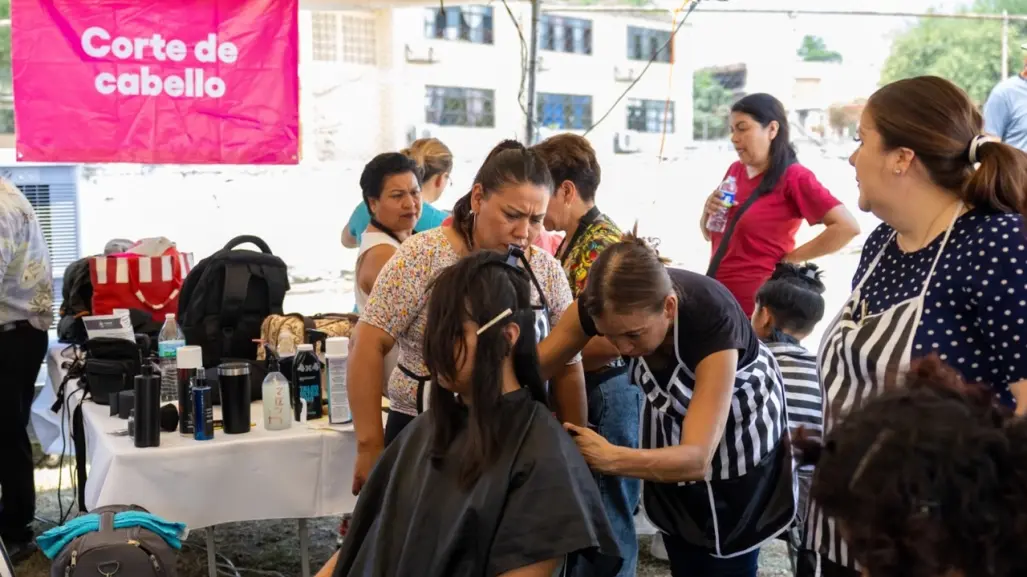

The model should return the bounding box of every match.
[524,0,541,145]
[1003,10,1010,79]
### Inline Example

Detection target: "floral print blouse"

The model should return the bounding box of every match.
[361,227,578,416]
[0,178,53,331]
[559,212,623,298]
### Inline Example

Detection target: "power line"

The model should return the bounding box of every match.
[582,0,700,137]
[542,5,1027,22]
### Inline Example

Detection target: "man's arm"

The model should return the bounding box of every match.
[984,86,1010,141]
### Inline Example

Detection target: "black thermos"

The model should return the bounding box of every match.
[176,345,203,436]
[134,358,161,448]
[218,362,251,434]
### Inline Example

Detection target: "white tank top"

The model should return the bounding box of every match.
[355,231,402,396]
[355,231,401,312]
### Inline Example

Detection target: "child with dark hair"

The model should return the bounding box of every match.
[751,262,827,573]
[317,252,620,577]
[794,355,1027,577]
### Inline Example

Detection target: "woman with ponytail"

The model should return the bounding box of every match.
[796,355,1027,577]
[803,75,1027,577]
[348,140,585,496]
[536,230,793,577]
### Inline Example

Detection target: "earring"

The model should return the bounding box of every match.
[893,169,901,175]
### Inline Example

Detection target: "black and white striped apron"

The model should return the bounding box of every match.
[803,204,962,576]
[636,314,795,558]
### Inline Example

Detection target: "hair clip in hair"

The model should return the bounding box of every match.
[805,268,817,280]
[477,308,513,335]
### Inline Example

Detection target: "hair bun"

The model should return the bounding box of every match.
[622,221,671,264]
[770,261,826,294]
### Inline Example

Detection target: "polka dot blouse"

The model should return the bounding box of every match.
[853,208,1027,407]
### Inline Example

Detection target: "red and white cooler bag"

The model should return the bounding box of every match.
[90,248,195,321]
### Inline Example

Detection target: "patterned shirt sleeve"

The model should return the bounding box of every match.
[360,233,433,340]
[565,218,623,298]
[533,248,581,366]
[0,196,19,279]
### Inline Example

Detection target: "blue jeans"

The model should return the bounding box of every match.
[663,533,760,577]
[572,368,642,577]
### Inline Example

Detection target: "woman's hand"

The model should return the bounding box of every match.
[700,190,730,240]
[564,423,617,473]
[352,442,383,495]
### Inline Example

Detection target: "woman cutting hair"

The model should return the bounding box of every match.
[349,140,586,495]
[803,75,1027,577]
[796,356,1027,577]
[702,93,859,316]
[317,253,621,577]
[538,233,793,577]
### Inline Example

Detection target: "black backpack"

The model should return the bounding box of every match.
[178,236,289,369]
[57,257,94,344]
[48,504,179,577]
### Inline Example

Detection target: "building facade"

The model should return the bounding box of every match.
[299,3,695,163]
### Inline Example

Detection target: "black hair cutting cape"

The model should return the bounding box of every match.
[332,388,623,577]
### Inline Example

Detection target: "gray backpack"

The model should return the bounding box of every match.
[50,505,178,577]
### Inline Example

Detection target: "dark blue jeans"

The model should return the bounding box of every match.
[663,533,760,577]
[571,368,642,577]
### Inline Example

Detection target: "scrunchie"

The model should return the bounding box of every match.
[968,134,1000,164]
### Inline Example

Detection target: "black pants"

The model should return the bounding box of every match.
[0,324,48,543]
[384,410,415,446]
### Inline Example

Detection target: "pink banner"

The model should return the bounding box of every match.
[12,0,300,164]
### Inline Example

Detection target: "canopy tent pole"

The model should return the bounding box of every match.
[524,0,541,144]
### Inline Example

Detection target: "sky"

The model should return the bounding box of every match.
[678,0,973,96]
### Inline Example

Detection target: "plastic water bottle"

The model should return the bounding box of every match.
[325,337,352,424]
[157,313,186,403]
[261,344,292,431]
[706,176,737,234]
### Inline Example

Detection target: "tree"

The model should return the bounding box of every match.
[879,0,1027,105]
[797,35,843,63]
[693,70,733,140]
[827,100,865,138]
[0,0,9,73]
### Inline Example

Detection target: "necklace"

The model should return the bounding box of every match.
[895,201,963,253]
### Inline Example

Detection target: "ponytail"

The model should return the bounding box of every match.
[402,137,453,182]
[449,139,551,249]
[963,138,1027,216]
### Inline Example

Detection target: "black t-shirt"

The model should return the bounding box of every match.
[667,267,759,370]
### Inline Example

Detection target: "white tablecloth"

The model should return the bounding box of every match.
[82,401,366,529]
[30,342,83,456]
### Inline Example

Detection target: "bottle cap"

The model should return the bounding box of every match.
[297,343,314,352]
[326,337,348,356]
[176,345,203,369]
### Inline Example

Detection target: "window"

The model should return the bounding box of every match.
[0,108,14,134]
[341,15,376,64]
[424,6,494,44]
[312,12,339,62]
[311,11,377,64]
[537,93,593,130]
[627,99,674,133]
[627,26,672,63]
[425,86,495,127]
[540,16,592,55]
